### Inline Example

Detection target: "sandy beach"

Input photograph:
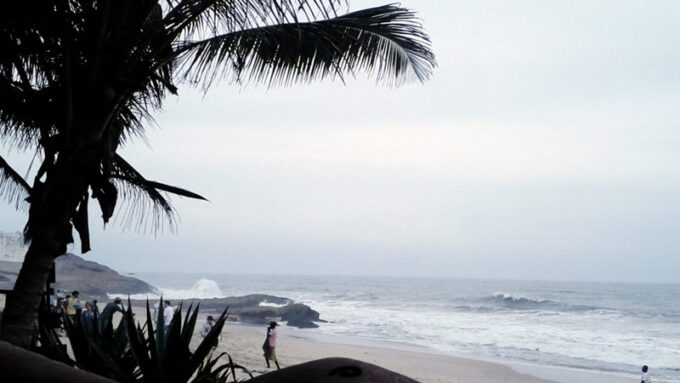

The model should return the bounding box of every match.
[0,297,644,382]
[187,319,553,383]
[181,314,639,383]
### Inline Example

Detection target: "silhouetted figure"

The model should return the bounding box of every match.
[101,298,124,335]
[83,301,97,322]
[641,365,651,383]
[92,300,99,316]
[51,298,65,334]
[264,321,280,370]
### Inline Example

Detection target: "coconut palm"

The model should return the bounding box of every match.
[0,0,435,347]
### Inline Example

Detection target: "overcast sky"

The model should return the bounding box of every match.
[2,0,680,282]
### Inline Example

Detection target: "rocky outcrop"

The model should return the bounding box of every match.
[0,250,322,328]
[280,303,323,328]
[0,253,157,298]
[53,254,158,298]
[132,294,323,329]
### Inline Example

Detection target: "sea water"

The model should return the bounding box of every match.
[128,274,680,382]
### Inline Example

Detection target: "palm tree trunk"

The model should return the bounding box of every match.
[1,244,60,347]
[1,161,86,347]
[1,138,101,347]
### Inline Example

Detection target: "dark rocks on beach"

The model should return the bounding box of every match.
[132,294,323,329]
[0,253,157,298]
[282,303,323,328]
[0,252,322,328]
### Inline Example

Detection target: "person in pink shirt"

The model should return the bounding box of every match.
[264,321,280,370]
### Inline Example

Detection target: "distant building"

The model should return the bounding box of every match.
[0,232,26,262]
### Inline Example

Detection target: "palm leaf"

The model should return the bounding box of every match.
[1,0,434,255]
[0,154,31,209]
[110,154,207,233]
[164,0,345,40]
[176,4,435,88]
[0,79,45,149]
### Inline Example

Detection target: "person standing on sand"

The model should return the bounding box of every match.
[641,365,651,383]
[66,291,82,323]
[92,299,99,317]
[200,315,218,349]
[101,297,124,333]
[163,300,174,329]
[54,297,65,334]
[83,301,95,322]
[264,321,280,370]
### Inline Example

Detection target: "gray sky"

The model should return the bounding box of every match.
[2,0,680,282]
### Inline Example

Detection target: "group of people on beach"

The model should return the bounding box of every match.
[44,290,129,334]
[46,290,112,332]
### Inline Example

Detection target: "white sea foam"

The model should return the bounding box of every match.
[128,273,680,382]
[259,300,290,308]
[108,278,226,300]
[107,292,160,300]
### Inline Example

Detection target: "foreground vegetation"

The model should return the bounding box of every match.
[37,299,246,382]
[0,0,435,346]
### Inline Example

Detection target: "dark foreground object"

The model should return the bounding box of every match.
[0,340,115,383]
[250,357,418,383]
[0,342,416,383]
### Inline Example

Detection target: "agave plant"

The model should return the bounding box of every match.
[34,296,137,379]
[37,298,246,382]
[124,298,247,382]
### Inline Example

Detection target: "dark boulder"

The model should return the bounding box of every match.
[282,303,322,328]
[135,294,322,328]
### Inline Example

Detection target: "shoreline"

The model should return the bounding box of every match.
[212,321,553,383]
[123,302,642,383]
[0,297,647,382]
[255,322,638,383]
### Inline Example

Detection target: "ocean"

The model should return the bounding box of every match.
[128,273,680,382]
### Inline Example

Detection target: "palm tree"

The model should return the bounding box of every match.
[0,0,435,347]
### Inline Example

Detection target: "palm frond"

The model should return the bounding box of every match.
[165,0,345,40]
[110,155,176,234]
[0,0,434,254]
[0,154,31,210]
[175,4,435,88]
[110,154,207,233]
[0,78,46,150]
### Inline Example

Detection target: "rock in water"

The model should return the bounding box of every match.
[132,294,324,328]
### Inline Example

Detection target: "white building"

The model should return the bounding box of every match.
[0,232,27,262]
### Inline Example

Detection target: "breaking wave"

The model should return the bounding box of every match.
[109,278,225,300]
[482,293,603,312]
